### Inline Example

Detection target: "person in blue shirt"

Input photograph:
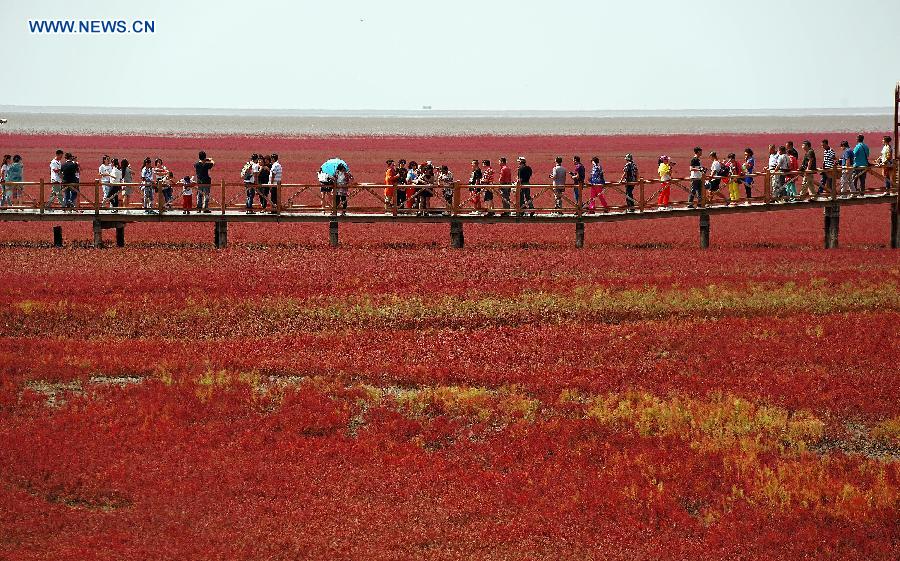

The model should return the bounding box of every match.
[852,134,870,195]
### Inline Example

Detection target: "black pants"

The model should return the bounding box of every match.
[397,188,406,207]
[335,193,347,210]
[689,180,702,204]
[499,187,512,209]
[258,186,270,209]
[519,187,533,210]
[625,185,635,208]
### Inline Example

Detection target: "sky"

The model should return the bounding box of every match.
[3,0,899,112]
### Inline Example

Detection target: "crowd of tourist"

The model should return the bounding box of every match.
[0,136,894,214]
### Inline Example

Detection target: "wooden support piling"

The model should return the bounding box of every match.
[52,225,62,247]
[824,204,840,249]
[214,220,228,249]
[329,220,339,247]
[450,220,464,248]
[92,219,103,248]
[891,201,899,249]
[575,221,585,248]
[115,225,125,247]
[699,212,710,249]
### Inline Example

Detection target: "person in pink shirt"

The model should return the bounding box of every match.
[497,157,512,215]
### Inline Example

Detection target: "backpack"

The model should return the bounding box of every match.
[716,164,729,177]
[241,162,253,181]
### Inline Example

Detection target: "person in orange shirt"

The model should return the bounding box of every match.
[384,159,399,212]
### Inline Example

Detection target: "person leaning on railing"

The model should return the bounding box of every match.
[688,147,703,208]
[47,149,64,209]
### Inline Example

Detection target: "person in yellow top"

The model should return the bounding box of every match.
[656,155,673,209]
[724,153,742,205]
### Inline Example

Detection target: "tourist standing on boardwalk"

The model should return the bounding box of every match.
[61,153,79,210]
[181,176,193,214]
[395,159,408,208]
[839,140,854,195]
[852,135,869,194]
[438,165,454,215]
[570,155,585,208]
[800,141,817,199]
[724,153,741,206]
[819,140,835,196]
[705,151,725,202]
[498,157,512,215]
[383,159,398,211]
[334,163,349,215]
[550,156,566,214]
[481,160,495,215]
[516,157,534,216]
[120,159,133,208]
[742,148,754,202]
[785,147,800,200]
[4,155,23,208]
[0,155,10,208]
[620,154,638,212]
[879,136,893,192]
[243,154,260,214]
[688,147,703,208]
[194,151,214,213]
[587,156,609,213]
[257,155,271,211]
[102,157,122,210]
[141,157,156,213]
[154,158,173,209]
[767,145,779,200]
[468,160,483,214]
[47,150,64,209]
[269,153,282,213]
[656,155,672,209]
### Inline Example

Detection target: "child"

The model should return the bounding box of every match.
[181,176,193,214]
[657,155,673,209]
[725,153,742,205]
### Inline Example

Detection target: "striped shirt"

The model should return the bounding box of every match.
[822,148,836,169]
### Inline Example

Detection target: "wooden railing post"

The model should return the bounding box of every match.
[639,180,645,212]
[764,168,771,204]
[392,185,398,217]
[158,182,165,215]
[39,178,45,214]
[452,184,460,216]
[221,180,226,214]
[513,183,522,216]
[94,181,100,215]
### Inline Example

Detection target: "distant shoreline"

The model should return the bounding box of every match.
[0,107,893,137]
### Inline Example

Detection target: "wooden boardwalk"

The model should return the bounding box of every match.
[0,178,897,249]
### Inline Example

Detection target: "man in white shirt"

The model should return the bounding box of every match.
[880,135,893,192]
[98,155,114,206]
[268,153,282,213]
[47,149,64,209]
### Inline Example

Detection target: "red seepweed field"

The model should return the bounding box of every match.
[0,133,898,560]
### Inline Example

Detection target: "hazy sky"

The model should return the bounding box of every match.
[4,0,899,111]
